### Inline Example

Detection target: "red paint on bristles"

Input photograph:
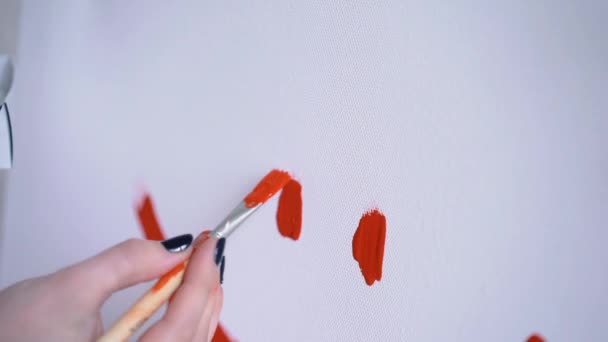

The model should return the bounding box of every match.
[243,169,292,208]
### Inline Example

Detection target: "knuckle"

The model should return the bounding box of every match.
[121,238,144,251]
[118,238,150,264]
[108,238,148,285]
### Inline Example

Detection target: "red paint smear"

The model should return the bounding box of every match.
[352,209,386,286]
[276,179,302,240]
[212,323,236,342]
[526,334,545,342]
[243,169,292,208]
[137,194,166,241]
[152,262,186,292]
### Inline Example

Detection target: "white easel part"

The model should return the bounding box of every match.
[0,104,12,169]
[0,56,14,104]
[0,55,14,169]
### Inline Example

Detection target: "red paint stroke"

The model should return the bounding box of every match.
[137,194,166,241]
[526,334,545,342]
[212,323,236,342]
[276,179,302,240]
[244,169,292,208]
[352,209,386,286]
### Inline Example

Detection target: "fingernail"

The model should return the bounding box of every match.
[219,255,226,284]
[161,234,193,253]
[214,238,226,266]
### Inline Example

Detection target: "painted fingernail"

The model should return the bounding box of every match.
[219,255,226,284]
[161,234,193,253]
[214,238,226,266]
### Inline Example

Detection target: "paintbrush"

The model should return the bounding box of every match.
[99,170,292,342]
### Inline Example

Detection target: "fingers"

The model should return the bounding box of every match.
[140,237,222,341]
[219,255,226,285]
[194,285,220,342]
[206,286,224,342]
[94,316,104,339]
[55,235,194,307]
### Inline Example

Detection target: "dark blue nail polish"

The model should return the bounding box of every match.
[219,255,225,284]
[214,238,226,266]
[161,234,193,253]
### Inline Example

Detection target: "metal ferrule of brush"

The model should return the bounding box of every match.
[209,201,261,239]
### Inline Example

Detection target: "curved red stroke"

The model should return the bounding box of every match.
[352,209,386,286]
[276,179,302,240]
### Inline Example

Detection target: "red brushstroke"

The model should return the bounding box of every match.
[244,169,292,208]
[352,209,386,286]
[276,179,302,240]
[137,194,165,241]
[526,334,545,342]
[212,323,235,342]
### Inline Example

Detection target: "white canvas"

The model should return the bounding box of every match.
[1,1,607,341]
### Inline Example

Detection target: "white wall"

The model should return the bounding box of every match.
[1,1,607,341]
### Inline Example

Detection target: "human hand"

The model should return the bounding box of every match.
[0,234,224,341]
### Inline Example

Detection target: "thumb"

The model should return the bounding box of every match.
[57,234,193,307]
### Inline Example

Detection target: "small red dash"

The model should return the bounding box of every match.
[137,194,166,241]
[352,209,386,286]
[276,179,302,240]
[526,333,545,342]
[243,169,292,208]
[212,323,235,342]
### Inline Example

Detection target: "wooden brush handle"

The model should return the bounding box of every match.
[99,232,210,341]
[98,262,187,342]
